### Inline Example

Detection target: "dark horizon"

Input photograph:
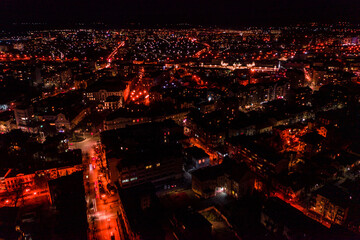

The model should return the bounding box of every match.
[1,0,360,30]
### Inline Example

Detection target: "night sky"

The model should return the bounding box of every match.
[1,0,359,27]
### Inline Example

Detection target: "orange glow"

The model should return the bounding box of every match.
[271,191,331,228]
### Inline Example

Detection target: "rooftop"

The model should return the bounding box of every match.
[184,146,209,159]
[86,76,126,92]
[315,184,351,208]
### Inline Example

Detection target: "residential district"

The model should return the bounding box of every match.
[0,23,360,240]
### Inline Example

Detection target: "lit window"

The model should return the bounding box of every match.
[130,177,137,181]
[146,165,152,169]
[122,179,129,183]
[156,163,160,167]
[198,160,202,164]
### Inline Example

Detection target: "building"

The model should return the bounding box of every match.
[0,169,35,194]
[54,113,71,130]
[288,87,312,106]
[117,183,165,240]
[191,160,254,199]
[300,131,325,158]
[48,172,88,240]
[237,80,290,107]
[0,111,15,133]
[85,77,126,106]
[260,197,352,240]
[171,208,212,240]
[311,184,350,225]
[104,106,188,130]
[184,146,210,171]
[104,95,122,111]
[191,164,223,199]
[117,144,183,190]
[102,120,185,190]
[227,137,287,179]
[54,108,89,131]
[33,91,89,133]
[14,104,34,129]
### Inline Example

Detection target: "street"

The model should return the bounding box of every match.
[188,137,222,165]
[75,134,121,240]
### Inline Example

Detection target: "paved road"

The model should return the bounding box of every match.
[74,135,121,240]
[69,133,100,153]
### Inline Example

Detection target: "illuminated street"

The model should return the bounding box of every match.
[188,137,222,165]
[74,134,121,240]
[0,187,50,208]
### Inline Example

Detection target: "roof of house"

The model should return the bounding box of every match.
[86,77,126,92]
[184,146,209,160]
[315,184,351,208]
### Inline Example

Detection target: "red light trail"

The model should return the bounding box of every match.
[105,41,125,68]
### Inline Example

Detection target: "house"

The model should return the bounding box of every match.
[172,208,212,240]
[118,183,165,240]
[311,184,350,225]
[260,197,354,240]
[191,159,254,199]
[104,95,122,111]
[184,146,210,171]
[85,77,126,105]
